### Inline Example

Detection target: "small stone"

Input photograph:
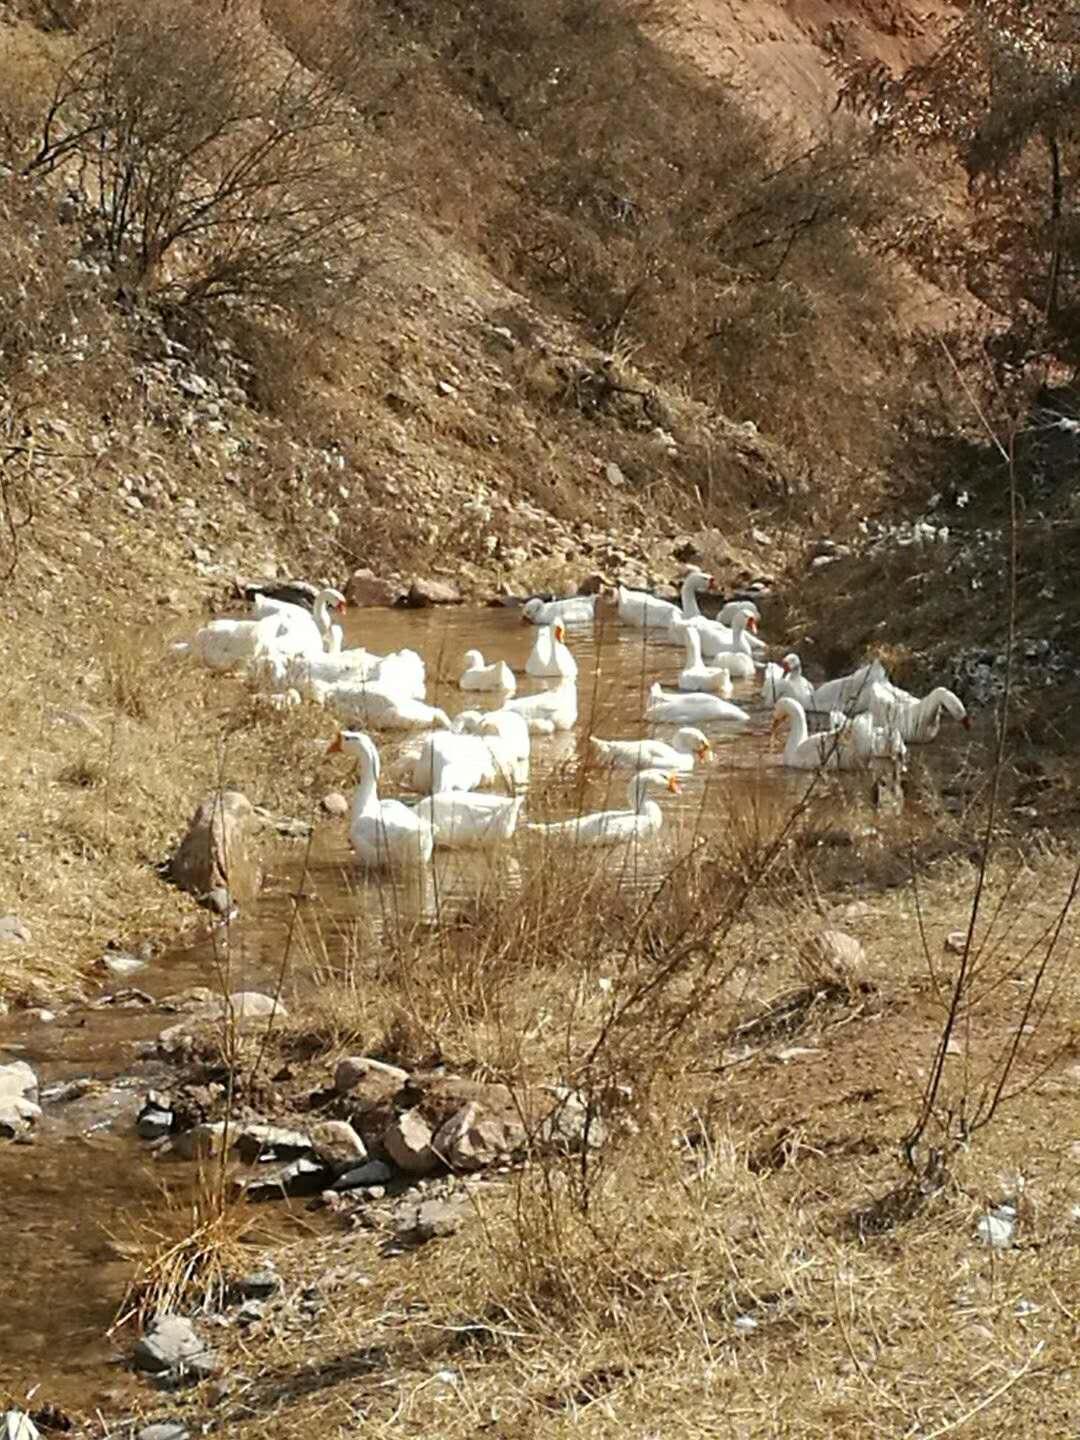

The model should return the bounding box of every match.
[752,528,772,546]
[331,1159,395,1192]
[137,1425,189,1440]
[235,1124,312,1163]
[540,1088,607,1154]
[402,1197,466,1241]
[345,568,399,607]
[103,951,147,977]
[945,931,968,955]
[205,887,233,917]
[976,1207,1016,1250]
[226,992,288,1021]
[137,1108,174,1141]
[405,577,461,608]
[432,1101,521,1172]
[321,792,349,817]
[384,1109,438,1175]
[172,1122,228,1160]
[25,1008,55,1024]
[334,1056,409,1093]
[241,1157,328,1201]
[235,1299,265,1326]
[0,916,30,945]
[235,1267,279,1300]
[309,1119,367,1168]
[604,462,627,487]
[133,1315,217,1376]
[802,929,866,985]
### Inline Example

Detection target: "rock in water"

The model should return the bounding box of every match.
[167,790,257,901]
[132,1315,217,1377]
[405,577,461,608]
[384,1109,438,1175]
[345,568,400,608]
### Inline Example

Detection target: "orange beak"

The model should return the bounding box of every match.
[781,658,792,675]
[555,623,565,642]
[326,732,344,755]
[695,742,711,762]
[336,600,347,615]
[667,773,682,794]
[961,714,972,730]
[747,615,759,635]
[706,575,717,591]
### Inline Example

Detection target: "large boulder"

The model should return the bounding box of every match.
[0,1062,40,1139]
[404,577,461,608]
[345,568,400,608]
[168,790,258,902]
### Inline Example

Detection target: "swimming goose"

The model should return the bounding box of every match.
[671,621,734,694]
[589,727,712,772]
[414,792,524,848]
[811,659,890,716]
[761,653,814,708]
[525,769,680,848]
[526,622,578,681]
[645,682,750,726]
[772,697,857,770]
[460,650,516,694]
[326,730,435,867]
[868,682,970,744]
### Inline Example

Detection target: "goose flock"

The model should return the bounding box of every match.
[175,572,971,867]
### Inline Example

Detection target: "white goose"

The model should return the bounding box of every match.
[677,586,766,658]
[454,709,531,787]
[645,682,749,726]
[844,711,908,764]
[619,571,710,634]
[410,731,499,795]
[695,609,758,679]
[772,697,857,771]
[525,769,680,848]
[811,658,890,716]
[327,730,436,867]
[523,595,597,627]
[183,612,296,672]
[313,677,450,733]
[507,678,577,733]
[526,622,578,681]
[252,587,347,656]
[414,792,524,848]
[761,653,814,708]
[672,621,734,695]
[589,727,712,772]
[868,682,970,744]
[459,650,516,694]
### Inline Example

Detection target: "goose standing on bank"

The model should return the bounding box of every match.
[327,730,436,866]
[525,769,681,848]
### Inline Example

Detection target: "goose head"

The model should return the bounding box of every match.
[673,726,711,760]
[326,728,379,770]
[770,696,802,734]
[630,768,682,806]
[781,653,801,676]
[462,649,484,670]
[522,599,544,624]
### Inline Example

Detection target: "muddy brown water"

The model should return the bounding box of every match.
[0,605,917,1411]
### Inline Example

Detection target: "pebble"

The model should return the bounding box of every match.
[384,1109,438,1175]
[241,1156,328,1201]
[321,792,349,817]
[172,1121,228,1160]
[137,1107,174,1141]
[976,1206,1017,1250]
[945,931,968,955]
[235,1124,313,1162]
[102,951,147,977]
[133,1314,218,1377]
[0,916,30,945]
[330,1159,395,1192]
[137,1425,189,1440]
[334,1056,410,1093]
[235,1267,280,1300]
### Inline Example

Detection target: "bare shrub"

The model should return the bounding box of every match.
[18,0,377,310]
